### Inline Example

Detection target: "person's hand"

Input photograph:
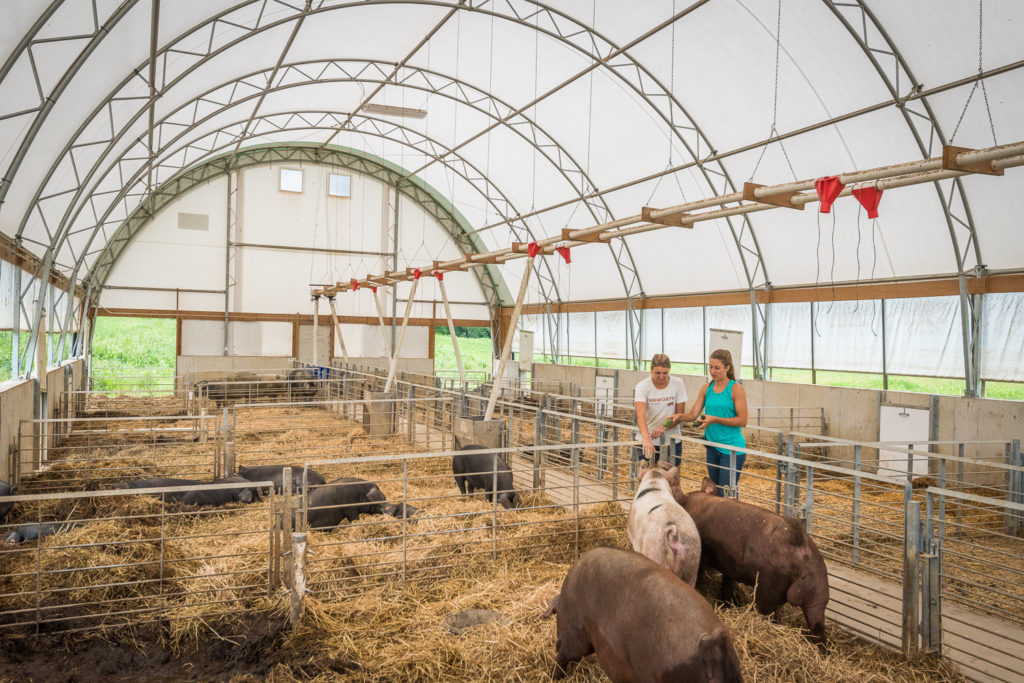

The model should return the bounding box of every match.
[695,414,716,429]
[642,438,655,458]
[651,425,665,439]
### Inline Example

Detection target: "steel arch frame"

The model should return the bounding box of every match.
[825,0,986,395]
[2,0,735,371]
[20,57,636,350]
[79,112,545,296]
[50,126,535,374]
[58,143,509,361]
[53,104,624,362]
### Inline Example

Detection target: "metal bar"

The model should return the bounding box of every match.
[903,499,921,655]
[853,444,862,565]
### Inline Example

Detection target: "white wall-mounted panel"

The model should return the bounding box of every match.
[230,321,292,356]
[182,320,225,356]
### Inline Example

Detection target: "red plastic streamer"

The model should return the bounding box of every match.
[351,279,359,291]
[852,186,884,219]
[814,175,845,214]
[556,246,571,264]
[527,241,540,258]
[434,270,443,281]
[413,268,422,280]
[371,286,377,294]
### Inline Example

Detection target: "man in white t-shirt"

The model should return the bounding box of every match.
[634,353,688,467]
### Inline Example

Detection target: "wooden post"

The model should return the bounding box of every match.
[371,287,391,357]
[485,258,533,420]
[327,297,350,366]
[437,277,465,385]
[311,296,319,365]
[384,277,419,392]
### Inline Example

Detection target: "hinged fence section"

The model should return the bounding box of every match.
[0,482,277,638]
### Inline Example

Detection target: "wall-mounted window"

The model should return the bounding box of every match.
[279,168,303,193]
[328,173,351,198]
[177,212,209,231]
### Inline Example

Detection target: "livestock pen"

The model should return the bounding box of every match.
[0,367,1018,681]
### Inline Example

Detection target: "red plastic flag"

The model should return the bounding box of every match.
[413,268,422,280]
[351,279,359,291]
[527,241,540,258]
[814,175,845,214]
[556,246,571,264]
[434,270,444,281]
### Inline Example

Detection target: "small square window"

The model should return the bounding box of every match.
[280,168,303,193]
[328,173,351,198]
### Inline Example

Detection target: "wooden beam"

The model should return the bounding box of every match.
[0,233,84,299]
[94,306,491,328]
[506,273,1024,316]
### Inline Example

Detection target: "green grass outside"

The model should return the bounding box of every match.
[7,317,1019,400]
[90,317,176,393]
[0,332,33,381]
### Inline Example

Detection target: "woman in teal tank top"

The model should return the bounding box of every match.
[681,349,748,496]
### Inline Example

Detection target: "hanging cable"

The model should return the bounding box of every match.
[852,204,862,314]
[826,210,837,315]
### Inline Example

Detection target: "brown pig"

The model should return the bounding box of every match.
[544,547,743,682]
[627,467,701,586]
[667,472,829,642]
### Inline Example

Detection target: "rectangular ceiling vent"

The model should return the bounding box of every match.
[178,212,209,231]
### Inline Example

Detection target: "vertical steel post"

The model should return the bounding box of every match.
[903,500,921,656]
[803,465,814,532]
[491,454,499,562]
[533,406,543,491]
[853,444,862,566]
[728,449,738,499]
[921,536,942,655]
[957,442,965,539]
[402,458,408,581]
[938,459,947,542]
[289,532,307,627]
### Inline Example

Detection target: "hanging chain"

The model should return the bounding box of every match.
[951,0,998,145]
[749,0,794,179]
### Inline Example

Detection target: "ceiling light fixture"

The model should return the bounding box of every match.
[363,103,427,119]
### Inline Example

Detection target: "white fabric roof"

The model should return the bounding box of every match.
[0,0,1022,308]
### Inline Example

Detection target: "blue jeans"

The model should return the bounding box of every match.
[705,445,746,496]
[633,440,683,467]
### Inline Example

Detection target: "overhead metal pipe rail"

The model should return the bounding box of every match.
[315,142,1024,296]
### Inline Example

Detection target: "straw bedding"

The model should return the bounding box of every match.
[0,398,970,680]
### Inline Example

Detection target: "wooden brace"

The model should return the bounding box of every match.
[743,182,804,210]
[942,145,1003,176]
[641,206,694,228]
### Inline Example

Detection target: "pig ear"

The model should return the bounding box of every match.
[702,477,716,495]
[666,467,680,481]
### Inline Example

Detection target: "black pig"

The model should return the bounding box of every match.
[452,445,520,509]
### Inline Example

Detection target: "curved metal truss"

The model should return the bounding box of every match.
[0,0,779,372]
[83,140,514,294]
[2,1,994,384]
[826,0,986,394]
[80,113,556,297]
[44,133,525,377]
[19,59,633,318]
